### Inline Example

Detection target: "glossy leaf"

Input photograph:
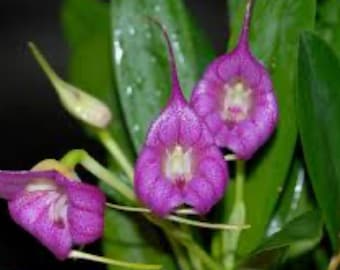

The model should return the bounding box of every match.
[266,158,320,261]
[243,210,322,269]
[267,159,313,238]
[226,0,316,255]
[61,0,134,160]
[254,211,322,260]
[297,32,340,250]
[111,0,214,150]
[103,209,177,270]
[316,0,340,57]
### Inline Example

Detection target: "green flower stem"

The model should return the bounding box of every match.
[167,215,248,230]
[148,216,222,270]
[180,224,203,270]
[69,250,161,269]
[223,160,246,270]
[235,160,245,204]
[167,234,192,270]
[188,249,203,270]
[97,130,134,181]
[106,203,249,230]
[60,149,136,202]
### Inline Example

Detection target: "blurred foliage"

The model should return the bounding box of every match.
[316,0,340,57]
[297,32,340,251]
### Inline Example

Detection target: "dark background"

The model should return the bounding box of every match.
[0,0,227,269]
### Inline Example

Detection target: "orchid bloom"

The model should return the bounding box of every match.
[134,22,228,217]
[0,159,105,260]
[190,0,278,159]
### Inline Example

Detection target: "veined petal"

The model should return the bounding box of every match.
[65,180,105,245]
[134,21,228,216]
[190,0,278,159]
[0,162,106,260]
[184,177,217,214]
[9,190,72,260]
[0,170,56,200]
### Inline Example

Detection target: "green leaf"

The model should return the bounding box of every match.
[267,159,313,238]
[111,0,214,150]
[297,32,340,250]
[103,209,177,270]
[253,211,322,261]
[226,0,316,255]
[266,159,320,261]
[61,0,134,160]
[243,160,317,268]
[316,0,340,57]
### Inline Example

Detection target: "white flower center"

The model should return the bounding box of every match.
[221,81,253,123]
[164,145,193,183]
[26,179,68,227]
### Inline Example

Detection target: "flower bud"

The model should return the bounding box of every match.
[29,42,112,129]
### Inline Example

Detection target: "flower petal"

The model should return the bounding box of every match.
[134,21,228,216]
[65,181,105,245]
[184,177,217,214]
[189,1,278,159]
[148,177,183,217]
[0,170,56,200]
[9,190,72,260]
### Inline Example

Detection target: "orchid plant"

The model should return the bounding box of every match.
[2,0,340,269]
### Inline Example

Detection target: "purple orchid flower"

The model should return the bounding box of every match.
[190,0,278,160]
[134,22,228,217]
[0,160,105,260]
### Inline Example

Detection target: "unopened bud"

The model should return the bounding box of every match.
[28,42,112,128]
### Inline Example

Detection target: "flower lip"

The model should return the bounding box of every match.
[220,79,254,124]
[0,160,105,260]
[163,145,194,185]
[190,0,278,160]
[134,20,228,217]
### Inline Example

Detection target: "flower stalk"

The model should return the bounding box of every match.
[223,160,246,270]
[97,130,134,181]
[69,250,161,270]
[61,149,135,202]
[106,202,249,230]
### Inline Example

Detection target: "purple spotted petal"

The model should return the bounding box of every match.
[9,189,72,260]
[134,22,228,216]
[190,0,278,159]
[64,180,105,245]
[0,168,105,260]
[0,170,56,200]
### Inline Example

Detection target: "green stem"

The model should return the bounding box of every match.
[223,160,246,270]
[167,215,248,230]
[97,130,134,181]
[28,42,60,86]
[69,250,161,270]
[106,203,249,230]
[167,234,192,270]
[235,160,245,204]
[61,149,136,202]
[148,216,221,270]
[180,224,203,270]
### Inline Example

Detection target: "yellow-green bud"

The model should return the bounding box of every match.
[28,42,112,129]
